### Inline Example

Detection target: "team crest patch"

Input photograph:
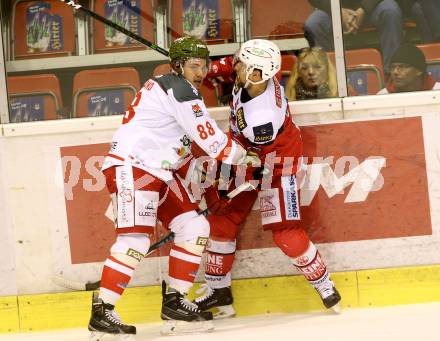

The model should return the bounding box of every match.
[192,104,203,117]
[259,188,281,225]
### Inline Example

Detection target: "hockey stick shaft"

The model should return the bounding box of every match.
[58,0,169,56]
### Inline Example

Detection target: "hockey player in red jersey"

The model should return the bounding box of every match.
[193,39,341,318]
[87,36,259,339]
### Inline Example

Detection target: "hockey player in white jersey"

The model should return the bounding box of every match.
[87,36,257,340]
[193,39,341,318]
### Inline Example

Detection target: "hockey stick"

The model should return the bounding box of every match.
[52,181,256,291]
[58,0,169,57]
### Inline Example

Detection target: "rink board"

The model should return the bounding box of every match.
[0,93,440,332]
[2,265,440,332]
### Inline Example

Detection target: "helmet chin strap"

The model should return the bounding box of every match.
[244,69,266,88]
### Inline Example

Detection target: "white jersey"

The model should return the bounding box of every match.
[103,73,238,181]
[229,77,303,176]
[231,77,289,145]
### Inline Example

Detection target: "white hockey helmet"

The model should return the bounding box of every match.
[236,39,281,85]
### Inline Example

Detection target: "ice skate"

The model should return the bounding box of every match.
[160,281,214,335]
[193,284,235,319]
[88,292,136,341]
[316,282,342,314]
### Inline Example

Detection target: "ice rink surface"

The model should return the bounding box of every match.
[0,302,438,341]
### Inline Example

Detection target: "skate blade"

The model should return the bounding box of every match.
[329,303,342,314]
[211,305,236,320]
[89,331,136,341]
[160,320,214,335]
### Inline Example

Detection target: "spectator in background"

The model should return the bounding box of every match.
[377,43,440,94]
[285,47,338,101]
[416,0,440,42]
[304,0,403,73]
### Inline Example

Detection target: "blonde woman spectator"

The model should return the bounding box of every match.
[285,47,338,101]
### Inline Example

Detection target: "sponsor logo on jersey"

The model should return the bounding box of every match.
[119,188,133,203]
[206,254,224,274]
[110,141,118,152]
[127,248,144,261]
[138,200,156,218]
[143,79,155,91]
[209,140,221,154]
[192,104,204,117]
[298,253,327,282]
[282,175,300,220]
[173,146,188,157]
[196,237,208,246]
[253,122,273,143]
[295,255,309,266]
[274,78,282,108]
[180,134,191,147]
[235,107,247,130]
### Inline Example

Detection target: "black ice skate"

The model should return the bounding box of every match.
[193,284,235,319]
[88,292,136,341]
[161,281,214,335]
[316,283,342,313]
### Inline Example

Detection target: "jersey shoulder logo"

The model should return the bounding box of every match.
[235,107,247,131]
[192,104,204,117]
[253,122,274,143]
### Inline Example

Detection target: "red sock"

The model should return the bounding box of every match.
[99,256,135,305]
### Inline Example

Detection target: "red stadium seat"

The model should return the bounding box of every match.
[417,43,440,60]
[7,74,62,122]
[418,43,440,82]
[12,0,76,59]
[168,0,234,44]
[152,63,172,77]
[328,49,384,95]
[248,0,312,40]
[280,54,296,87]
[91,0,155,54]
[72,67,140,117]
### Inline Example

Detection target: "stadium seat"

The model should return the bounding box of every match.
[418,43,440,82]
[280,54,296,87]
[152,63,172,77]
[248,0,312,40]
[72,67,140,117]
[12,0,76,59]
[168,0,234,44]
[7,74,62,122]
[328,49,384,95]
[91,0,155,53]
